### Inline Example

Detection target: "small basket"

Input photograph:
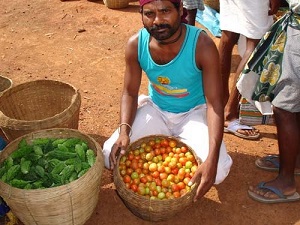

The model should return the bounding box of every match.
[0,128,104,225]
[103,0,129,9]
[0,75,13,96]
[0,79,81,142]
[203,0,219,12]
[113,135,201,222]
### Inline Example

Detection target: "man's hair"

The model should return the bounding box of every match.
[140,1,180,12]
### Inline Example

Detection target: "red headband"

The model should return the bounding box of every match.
[139,0,181,7]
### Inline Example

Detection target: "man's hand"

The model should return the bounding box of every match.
[109,134,130,170]
[188,161,217,202]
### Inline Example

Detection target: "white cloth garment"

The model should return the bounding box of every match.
[220,0,274,39]
[103,95,233,184]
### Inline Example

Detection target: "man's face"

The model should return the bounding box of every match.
[141,1,182,41]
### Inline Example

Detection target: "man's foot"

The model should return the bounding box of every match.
[224,119,260,140]
[255,155,300,175]
[248,181,300,204]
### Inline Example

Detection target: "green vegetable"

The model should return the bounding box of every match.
[20,159,31,174]
[6,165,21,181]
[46,150,77,161]
[75,144,86,162]
[33,145,44,156]
[10,179,30,189]
[35,165,45,178]
[10,145,33,159]
[51,162,66,175]
[86,149,96,167]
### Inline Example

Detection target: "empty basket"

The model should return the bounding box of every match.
[0,79,81,142]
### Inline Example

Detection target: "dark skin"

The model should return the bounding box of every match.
[249,108,300,199]
[219,0,280,138]
[109,0,224,201]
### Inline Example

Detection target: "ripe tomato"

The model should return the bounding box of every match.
[171,183,180,192]
[169,140,177,148]
[173,191,181,198]
[123,175,131,183]
[177,181,186,190]
[180,146,188,153]
[130,184,138,192]
[152,170,160,179]
[159,172,168,180]
[140,176,148,184]
[160,139,169,147]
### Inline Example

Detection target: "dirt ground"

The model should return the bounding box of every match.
[0,0,300,225]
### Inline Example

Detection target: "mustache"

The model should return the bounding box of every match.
[149,24,171,31]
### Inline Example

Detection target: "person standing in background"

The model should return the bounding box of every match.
[182,0,204,25]
[241,0,300,203]
[219,0,280,139]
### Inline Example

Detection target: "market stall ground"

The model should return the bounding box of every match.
[0,0,300,225]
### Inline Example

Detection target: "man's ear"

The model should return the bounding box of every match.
[179,1,183,17]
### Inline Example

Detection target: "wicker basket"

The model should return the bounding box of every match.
[204,0,219,12]
[0,75,13,96]
[113,135,201,222]
[0,79,81,142]
[103,0,129,9]
[0,128,104,225]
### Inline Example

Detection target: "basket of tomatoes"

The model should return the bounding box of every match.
[113,135,201,222]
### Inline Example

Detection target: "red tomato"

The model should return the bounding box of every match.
[152,171,160,179]
[159,172,168,180]
[130,184,138,192]
[180,146,188,153]
[173,191,181,198]
[140,176,148,184]
[123,175,131,183]
[161,139,169,147]
[171,183,180,192]
[177,181,186,190]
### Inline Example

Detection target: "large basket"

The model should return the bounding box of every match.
[103,0,129,9]
[0,75,13,96]
[113,135,201,222]
[0,128,104,225]
[0,79,81,142]
[203,0,219,12]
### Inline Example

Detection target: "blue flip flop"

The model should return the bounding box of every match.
[255,155,300,175]
[248,182,300,204]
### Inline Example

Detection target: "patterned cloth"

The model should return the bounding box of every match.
[237,1,300,114]
[183,0,204,10]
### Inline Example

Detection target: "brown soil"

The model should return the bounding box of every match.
[1,0,300,225]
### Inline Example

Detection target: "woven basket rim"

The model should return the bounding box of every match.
[0,75,13,94]
[0,128,104,225]
[113,134,201,221]
[0,79,81,129]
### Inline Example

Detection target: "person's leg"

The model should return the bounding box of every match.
[248,107,300,200]
[185,8,197,26]
[102,102,171,168]
[223,37,260,138]
[218,30,239,106]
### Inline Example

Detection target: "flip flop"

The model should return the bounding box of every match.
[248,182,300,204]
[224,119,260,140]
[255,155,300,175]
